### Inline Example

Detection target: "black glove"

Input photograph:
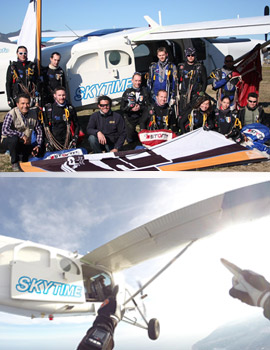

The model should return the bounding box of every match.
[77,286,120,350]
[97,285,121,322]
[225,74,232,82]
[70,137,78,148]
[8,98,15,109]
[45,143,54,152]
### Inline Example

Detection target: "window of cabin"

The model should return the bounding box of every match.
[57,255,80,275]
[105,50,132,68]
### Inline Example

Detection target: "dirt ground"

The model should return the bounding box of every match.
[1,66,270,172]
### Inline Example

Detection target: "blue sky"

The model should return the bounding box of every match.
[0,0,269,34]
[0,174,270,350]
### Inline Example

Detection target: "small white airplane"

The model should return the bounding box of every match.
[0,11,270,111]
[0,181,269,340]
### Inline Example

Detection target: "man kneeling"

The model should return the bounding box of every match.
[1,94,43,171]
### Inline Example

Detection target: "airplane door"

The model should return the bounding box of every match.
[67,39,135,109]
[10,243,85,303]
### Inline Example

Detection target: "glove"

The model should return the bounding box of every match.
[70,135,78,149]
[30,97,36,107]
[76,286,120,350]
[45,143,54,152]
[98,285,121,324]
[225,74,232,82]
[70,138,77,148]
[229,269,270,308]
[8,98,15,109]
[223,258,270,320]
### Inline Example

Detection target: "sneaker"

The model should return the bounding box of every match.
[11,162,22,172]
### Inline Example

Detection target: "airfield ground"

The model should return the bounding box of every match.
[0,66,270,172]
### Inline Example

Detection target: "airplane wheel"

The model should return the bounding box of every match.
[148,318,160,340]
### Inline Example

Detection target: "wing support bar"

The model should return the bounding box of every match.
[123,240,197,306]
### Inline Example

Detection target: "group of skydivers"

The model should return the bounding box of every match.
[124,46,267,142]
[1,45,268,170]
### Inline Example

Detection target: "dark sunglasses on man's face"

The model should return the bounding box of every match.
[248,100,257,103]
[99,104,110,107]
[18,52,27,56]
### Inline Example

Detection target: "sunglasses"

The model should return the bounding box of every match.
[248,100,257,103]
[187,54,195,57]
[18,52,27,56]
[225,60,233,63]
[99,104,110,107]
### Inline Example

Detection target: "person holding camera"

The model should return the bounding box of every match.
[120,72,150,143]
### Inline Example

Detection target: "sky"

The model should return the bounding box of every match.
[0,0,269,35]
[0,173,269,350]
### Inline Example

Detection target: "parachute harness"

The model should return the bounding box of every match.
[11,62,37,102]
[44,107,71,151]
[188,111,207,131]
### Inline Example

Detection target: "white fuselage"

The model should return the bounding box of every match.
[0,235,113,319]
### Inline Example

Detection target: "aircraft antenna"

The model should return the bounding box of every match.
[65,24,80,38]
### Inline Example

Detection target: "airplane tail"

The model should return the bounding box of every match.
[144,16,159,28]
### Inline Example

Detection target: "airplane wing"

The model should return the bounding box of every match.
[132,16,270,41]
[8,30,95,45]
[81,181,270,273]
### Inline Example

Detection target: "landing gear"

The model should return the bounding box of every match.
[148,318,160,340]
